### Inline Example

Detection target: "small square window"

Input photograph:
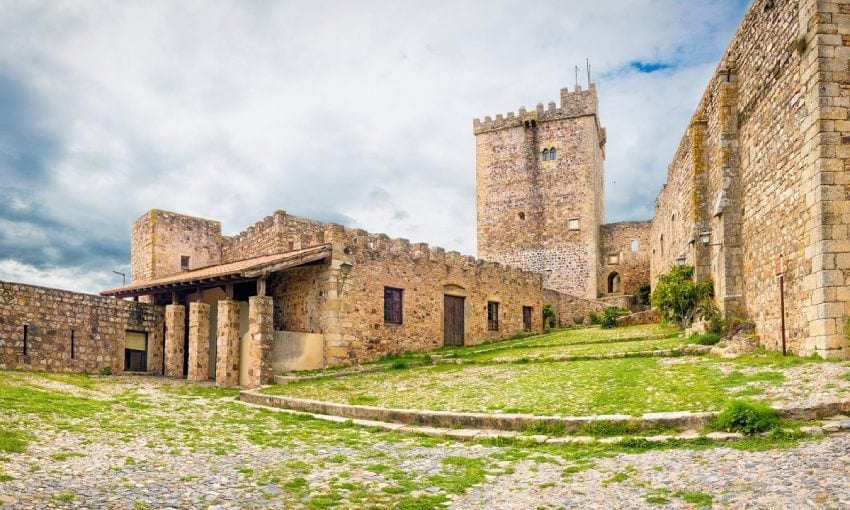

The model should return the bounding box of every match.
[384,287,403,325]
[487,301,499,331]
[631,240,639,252]
[568,218,580,230]
[180,255,190,270]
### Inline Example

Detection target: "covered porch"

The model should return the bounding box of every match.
[101,245,332,387]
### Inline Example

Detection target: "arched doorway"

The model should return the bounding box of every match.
[607,272,621,294]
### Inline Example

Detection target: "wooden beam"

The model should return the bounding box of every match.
[241,249,331,278]
[257,277,267,297]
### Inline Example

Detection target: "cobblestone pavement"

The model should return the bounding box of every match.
[2,373,850,509]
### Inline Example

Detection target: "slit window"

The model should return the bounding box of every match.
[180,255,190,270]
[487,302,499,331]
[70,330,75,359]
[23,325,28,356]
[384,287,403,325]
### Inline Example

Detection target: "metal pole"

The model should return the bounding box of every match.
[780,274,786,356]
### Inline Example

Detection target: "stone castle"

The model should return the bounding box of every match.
[2,0,850,386]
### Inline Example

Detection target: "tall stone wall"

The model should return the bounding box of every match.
[315,225,543,366]
[651,0,850,358]
[0,281,165,373]
[599,221,652,295]
[130,209,222,282]
[475,85,605,299]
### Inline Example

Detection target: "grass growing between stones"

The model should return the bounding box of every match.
[0,371,825,509]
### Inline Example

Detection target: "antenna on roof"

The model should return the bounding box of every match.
[574,65,579,89]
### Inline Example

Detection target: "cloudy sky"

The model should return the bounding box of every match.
[0,0,750,293]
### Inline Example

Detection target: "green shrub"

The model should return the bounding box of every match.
[542,304,557,329]
[390,361,408,370]
[588,312,600,325]
[651,265,713,328]
[713,400,778,435]
[100,367,112,376]
[599,307,624,329]
[692,332,722,346]
[700,304,724,335]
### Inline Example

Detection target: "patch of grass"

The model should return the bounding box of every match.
[713,400,778,435]
[348,395,378,406]
[51,492,75,504]
[427,456,490,494]
[675,490,714,506]
[49,451,85,461]
[645,488,671,505]
[691,332,722,345]
[157,385,239,399]
[0,429,30,453]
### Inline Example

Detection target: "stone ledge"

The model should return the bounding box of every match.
[240,389,850,436]
[236,397,850,445]
[274,360,430,384]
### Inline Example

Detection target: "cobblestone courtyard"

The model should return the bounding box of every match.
[3,338,850,509]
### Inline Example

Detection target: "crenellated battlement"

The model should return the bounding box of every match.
[321,223,541,284]
[473,84,599,134]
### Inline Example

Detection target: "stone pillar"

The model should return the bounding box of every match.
[164,304,185,378]
[187,301,210,382]
[215,300,241,387]
[246,295,273,388]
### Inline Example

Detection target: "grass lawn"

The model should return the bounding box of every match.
[263,324,850,416]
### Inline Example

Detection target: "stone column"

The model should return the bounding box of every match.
[164,304,185,378]
[246,295,273,388]
[215,300,241,387]
[187,301,211,382]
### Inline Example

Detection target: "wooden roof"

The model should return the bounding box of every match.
[100,244,332,298]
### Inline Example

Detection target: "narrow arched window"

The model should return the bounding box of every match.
[542,149,549,161]
[549,147,556,160]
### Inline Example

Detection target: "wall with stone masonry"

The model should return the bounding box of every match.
[269,264,329,334]
[542,289,607,327]
[221,210,326,263]
[475,85,605,299]
[130,209,222,282]
[0,281,165,373]
[651,0,850,358]
[599,221,652,296]
[319,225,544,366]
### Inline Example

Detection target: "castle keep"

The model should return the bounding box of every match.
[474,85,652,302]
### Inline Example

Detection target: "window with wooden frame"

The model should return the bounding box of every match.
[487,301,499,331]
[383,287,403,325]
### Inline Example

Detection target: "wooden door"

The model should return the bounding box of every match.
[443,295,465,346]
[522,306,533,331]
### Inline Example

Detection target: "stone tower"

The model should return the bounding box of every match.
[474,84,606,299]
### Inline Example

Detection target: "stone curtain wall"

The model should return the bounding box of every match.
[475,85,605,299]
[599,221,652,295]
[650,0,850,357]
[130,209,222,282]
[542,289,607,327]
[0,281,165,373]
[270,264,329,333]
[314,225,543,366]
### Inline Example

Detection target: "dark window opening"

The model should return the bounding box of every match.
[384,287,403,325]
[124,331,148,372]
[518,212,526,221]
[70,330,75,359]
[23,325,28,356]
[542,148,550,161]
[181,255,190,270]
[487,302,499,331]
[549,147,556,159]
[608,272,622,294]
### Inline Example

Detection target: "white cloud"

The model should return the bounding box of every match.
[0,0,749,292]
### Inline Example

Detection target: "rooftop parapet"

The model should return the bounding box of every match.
[473,84,600,134]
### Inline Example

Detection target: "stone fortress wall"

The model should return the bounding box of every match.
[0,281,164,374]
[599,221,652,296]
[474,85,606,299]
[651,0,850,357]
